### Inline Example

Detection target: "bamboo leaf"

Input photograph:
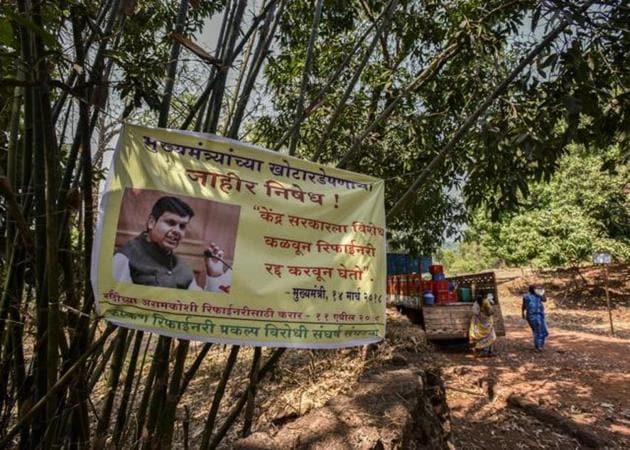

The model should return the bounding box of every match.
[4,9,60,51]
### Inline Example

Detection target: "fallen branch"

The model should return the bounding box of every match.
[444,385,485,397]
[507,394,606,449]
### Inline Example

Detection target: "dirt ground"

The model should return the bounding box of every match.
[436,265,630,449]
[179,308,436,448]
[166,265,629,448]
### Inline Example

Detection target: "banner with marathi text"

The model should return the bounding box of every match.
[91,124,386,348]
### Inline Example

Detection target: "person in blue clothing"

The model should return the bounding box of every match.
[522,285,549,351]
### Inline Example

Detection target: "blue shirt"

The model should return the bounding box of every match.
[523,293,545,317]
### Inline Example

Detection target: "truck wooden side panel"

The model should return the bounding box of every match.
[423,302,506,340]
[423,271,505,340]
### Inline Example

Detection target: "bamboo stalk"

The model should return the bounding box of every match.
[241,347,262,437]
[25,0,51,441]
[65,368,91,448]
[199,345,241,450]
[142,336,172,449]
[158,0,191,127]
[120,332,153,448]
[95,328,130,439]
[157,339,190,448]
[88,333,118,390]
[58,0,122,205]
[9,299,27,443]
[177,342,212,403]
[190,0,233,132]
[0,177,35,252]
[60,0,120,197]
[0,69,22,342]
[113,330,144,446]
[134,336,160,449]
[227,0,284,139]
[0,324,116,448]
[51,0,117,124]
[0,5,34,394]
[0,239,28,370]
[222,3,258,136]
[207,347,285,449]
[202,0,240,133]
[0,317,16,428]
[57,98,73,153]
[288,0,324,156]
[180,0,275,131]
[30,4,63,442]
[60,9,98,444]
[203,0,247,133]
[183,405,190,450]
[5,86,21,188]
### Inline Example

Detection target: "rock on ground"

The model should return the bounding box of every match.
[233,366,453,450]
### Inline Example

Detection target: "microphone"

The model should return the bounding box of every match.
[203,250,233,270]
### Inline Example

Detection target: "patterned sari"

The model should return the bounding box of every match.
[469,298,496,352]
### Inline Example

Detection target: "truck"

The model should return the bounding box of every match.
[387,270,506,340]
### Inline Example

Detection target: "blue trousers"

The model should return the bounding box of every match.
[527,315,548,349]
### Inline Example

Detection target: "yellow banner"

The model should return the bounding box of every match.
[92,124,386,348]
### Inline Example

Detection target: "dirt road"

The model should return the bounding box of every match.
[437,317,630,449]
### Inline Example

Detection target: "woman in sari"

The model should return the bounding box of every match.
[469,293,497,356]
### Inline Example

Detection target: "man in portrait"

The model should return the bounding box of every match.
[112,196,232,292]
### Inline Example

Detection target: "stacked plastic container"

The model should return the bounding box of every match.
[386,255,460,306]
[386,254,433,308]
[429,264,457,304]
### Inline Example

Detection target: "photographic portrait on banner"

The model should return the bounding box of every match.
[112,188,240,293]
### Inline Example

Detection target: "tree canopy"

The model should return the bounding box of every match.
[467,145,629,267]
[249,0,628,254]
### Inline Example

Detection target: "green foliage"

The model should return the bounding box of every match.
[436,240,499,275]
[256,0,533,254]
[110,0,223,115]
[254,0,628,254]
[2,8,60,50]
[469,146,630,267]
[462,3,629,214]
